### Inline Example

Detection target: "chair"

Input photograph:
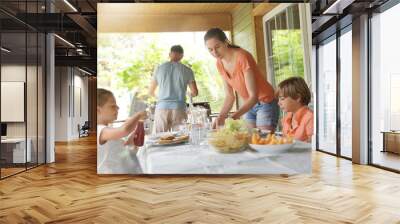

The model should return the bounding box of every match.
[187,102,212,118]
[79,121,90,138]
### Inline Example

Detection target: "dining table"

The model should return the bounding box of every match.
[136,135,312,174]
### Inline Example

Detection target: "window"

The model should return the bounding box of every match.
[265,4,305,87]
[264,4,311,132]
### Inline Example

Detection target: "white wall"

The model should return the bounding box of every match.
[55,67,69,141]
[1,65,26,81]
[55,67,89,141]
[75,71,89,138]
[71,73,89,138]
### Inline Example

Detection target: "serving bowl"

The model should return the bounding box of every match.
[208,131,249,153]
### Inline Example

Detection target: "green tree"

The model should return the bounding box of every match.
[271,29,304,85]
[98,33,226,114]
[181,58,224,112]
[115,42,225,112]
[116,43,165,102]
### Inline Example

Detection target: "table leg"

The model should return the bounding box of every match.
[382,133,386,152]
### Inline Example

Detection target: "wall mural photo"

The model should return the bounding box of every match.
[96,3,313,174]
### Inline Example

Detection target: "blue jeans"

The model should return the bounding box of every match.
[245,100,279,128]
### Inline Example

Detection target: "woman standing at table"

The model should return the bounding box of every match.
[204,28,279,131]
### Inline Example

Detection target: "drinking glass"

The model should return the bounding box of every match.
[190,124,202,145]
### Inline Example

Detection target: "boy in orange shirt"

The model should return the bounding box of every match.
[276,77,313,142]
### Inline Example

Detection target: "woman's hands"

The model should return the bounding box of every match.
[212,111,246,129]
[212,115,226,129]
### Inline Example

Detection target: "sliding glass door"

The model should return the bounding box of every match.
[370,2,400,171]
[317,36,337,154]
[316,23,353,159]
[339,27,352,159]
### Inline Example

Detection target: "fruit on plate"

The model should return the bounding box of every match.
[251,133,293,145]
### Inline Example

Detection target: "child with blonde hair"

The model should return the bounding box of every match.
[97,88,147,174]
[276,77,313,142]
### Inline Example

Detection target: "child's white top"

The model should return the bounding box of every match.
[97,124,142,174]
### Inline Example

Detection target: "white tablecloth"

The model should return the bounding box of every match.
[136,139,311,174]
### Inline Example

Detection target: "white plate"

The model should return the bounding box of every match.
[147,132,179,141]
[249,143,294,152]
[154,138,189,146]
[146,132,189,146]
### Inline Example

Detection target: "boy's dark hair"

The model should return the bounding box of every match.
[170,45,184,54]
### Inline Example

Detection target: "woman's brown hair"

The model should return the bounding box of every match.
[204,28,240,49]
[276,77,311,105]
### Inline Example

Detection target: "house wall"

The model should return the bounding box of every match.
[231,3,278,80]
[232,4,257,58]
